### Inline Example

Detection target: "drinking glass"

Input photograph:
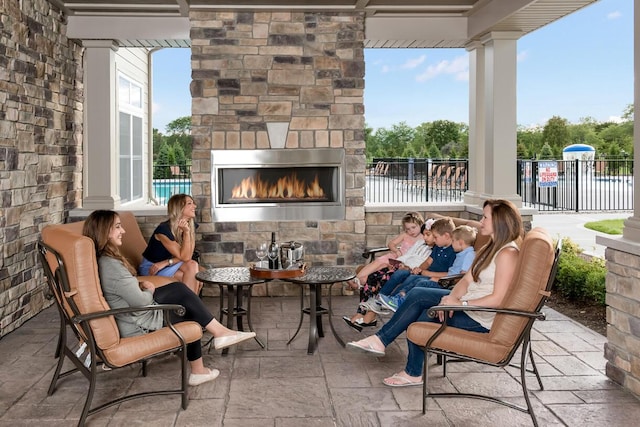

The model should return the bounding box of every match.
[256,243,268,267]
[267,245,279,269]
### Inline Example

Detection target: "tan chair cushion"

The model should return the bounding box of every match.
[407,228,554,364]
[118,211,149,270]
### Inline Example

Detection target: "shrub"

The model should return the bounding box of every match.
[553,237,607,305]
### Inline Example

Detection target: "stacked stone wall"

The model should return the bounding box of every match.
[0,0,84,336]
[604,248,640,397]
[189,11,367,282]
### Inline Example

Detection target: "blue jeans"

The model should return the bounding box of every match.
[374,287,489,377]
[379,269,411,296]
[393,275,442,295]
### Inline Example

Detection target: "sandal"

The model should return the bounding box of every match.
[343,316,363,332]
[346,277,362,290]
[346,338,386,357]
[383,372,424,387]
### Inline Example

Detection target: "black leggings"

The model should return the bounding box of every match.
[154,282,214,361]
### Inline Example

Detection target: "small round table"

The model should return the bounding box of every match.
[283,266,355,354]
[196,267,266,353]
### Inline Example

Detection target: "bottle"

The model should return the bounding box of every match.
[268,232,280,270]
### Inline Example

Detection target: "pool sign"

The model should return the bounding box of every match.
[538,161,558,188]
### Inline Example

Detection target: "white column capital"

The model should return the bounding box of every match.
[480,31,522,44]
[81,40,120,51]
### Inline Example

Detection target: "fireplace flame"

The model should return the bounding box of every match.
[231,173,326,200]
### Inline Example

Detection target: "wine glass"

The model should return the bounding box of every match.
[267,245,279,269]
[256,242,268,267]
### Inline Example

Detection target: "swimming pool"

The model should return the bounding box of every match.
[152,179,192,205]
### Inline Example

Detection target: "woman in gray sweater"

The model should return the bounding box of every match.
[83,210,256,386]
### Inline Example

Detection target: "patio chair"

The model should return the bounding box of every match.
[406,227,560,427]
[38,225,203,427]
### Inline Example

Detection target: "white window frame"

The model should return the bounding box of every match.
[118,73,144,203]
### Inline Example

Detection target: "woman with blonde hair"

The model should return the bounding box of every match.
[139,194,201,294]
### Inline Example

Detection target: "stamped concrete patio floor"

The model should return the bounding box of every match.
[1,294,639,426]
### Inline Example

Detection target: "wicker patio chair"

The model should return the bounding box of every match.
[406,227,561,427]
[38,224,203,427]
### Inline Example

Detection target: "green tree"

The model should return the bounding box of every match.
[425,120,461,149]
[542,116,569,156]
[164,116,192,160]
[539,142,554,160]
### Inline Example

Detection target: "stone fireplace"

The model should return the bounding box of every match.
[211,148,345,222]
[189,10,367,277]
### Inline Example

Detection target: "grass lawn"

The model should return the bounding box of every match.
[584,219,624,235]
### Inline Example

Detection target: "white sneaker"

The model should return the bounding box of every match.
[188,368,220,386]
[359,299,392,315]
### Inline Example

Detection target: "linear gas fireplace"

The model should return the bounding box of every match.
[211,149,345,221]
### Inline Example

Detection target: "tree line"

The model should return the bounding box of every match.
[153,105,634,171]
[365,105,634,162]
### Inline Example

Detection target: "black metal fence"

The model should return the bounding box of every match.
[365,158,468,204]
[152,164,192,205]
[517,159,634,211]
[152,159,633,211]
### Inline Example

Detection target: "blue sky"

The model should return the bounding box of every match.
[152,0,632,133]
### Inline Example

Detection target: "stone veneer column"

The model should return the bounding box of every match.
[0,0,84,336]
[189,11,366,285]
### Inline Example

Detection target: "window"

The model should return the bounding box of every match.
[118,75,143,203]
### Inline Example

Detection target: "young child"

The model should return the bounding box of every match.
[348,211,425,290]
[378,224,477,312]
[343,220,436,331]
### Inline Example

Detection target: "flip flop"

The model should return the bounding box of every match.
[343,316,363,332]
[383,373,424,387]
[346,339,386,357]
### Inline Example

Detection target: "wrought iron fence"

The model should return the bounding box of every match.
[152,159,633,211]
[365,158,468,204]
[517,159,634,212]
[152,164,192,205]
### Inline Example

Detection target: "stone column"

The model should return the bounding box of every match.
[81,40,120,209]
[189,11,366,281]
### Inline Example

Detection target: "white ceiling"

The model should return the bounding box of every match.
[48,0,600,48]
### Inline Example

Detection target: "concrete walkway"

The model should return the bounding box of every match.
[1,293,639,426]
[532,211,631,258]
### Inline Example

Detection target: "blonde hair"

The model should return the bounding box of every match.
[452,225,477,246]
[167,194,196,245]
[401,211,424,228]
[470,199,524,282]
[430,217,455,236]
[83,210,136,275]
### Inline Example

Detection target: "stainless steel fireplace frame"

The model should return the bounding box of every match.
[211,148,346,222]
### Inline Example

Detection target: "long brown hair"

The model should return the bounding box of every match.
[82,210,136,275]
[470,199,524,282]
[167,194,196,244]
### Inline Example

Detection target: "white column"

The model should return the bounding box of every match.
[600,0,640,248]
[479,31,521,206]
[464,41,486,207]
[82,40,120,210]
[621,0,640,242]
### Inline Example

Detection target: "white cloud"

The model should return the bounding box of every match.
[517,50,529,63]
[415,55,468,82]
[381,64,390,73]
[607,11,622,20]
[152,101,161,114]
[401,55,426,69]
[608,115,623,123]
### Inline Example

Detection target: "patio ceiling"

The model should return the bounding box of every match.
[50,0,600,48]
